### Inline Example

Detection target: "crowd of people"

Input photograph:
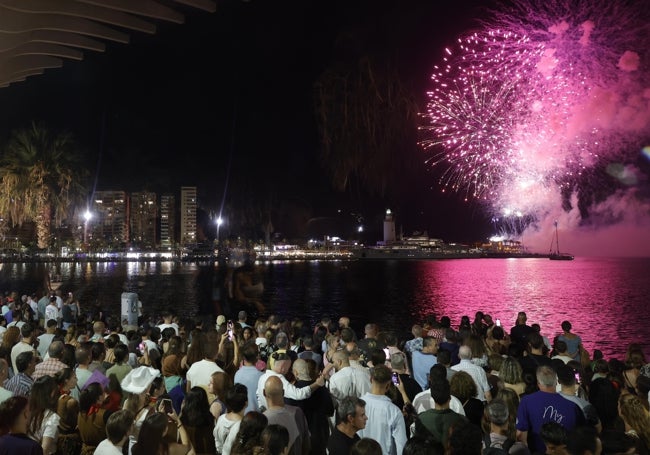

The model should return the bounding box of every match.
[0,289,649,455]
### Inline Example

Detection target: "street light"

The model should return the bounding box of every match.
[216,216,224,242]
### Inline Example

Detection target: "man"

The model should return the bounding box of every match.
[95,409,135,455]
[44,296,58,326]
[234,342,264,414]
[268,331,297,369]
[237,310,250,328]
[516,365,585,454]
[10,323,37,375]
[390,352,421,403]
[37,293,49,327]
[4,351,36,397]
[186,331,224,391]
[451,345,492,402]
[412,336,439,390]
[105,344,132,384]
[356,323,384,360]
[256,352,325,410]
[75,345,94,391]
[551,340,573,364]
[510,311,534,348]
[32,341,67,380]
[412,364,466,416]
[156,311,179,335]
[358,364,407,455]
[297,336,322,367]
[556,364,601,432]
[327,396,367,454]
[436,348,457,382]
[414,378,467,447]
[0,359,12,403]
[519,332,553,377]
[89,321,106,343]
[27,294,39,324]
[37,319,57,359]
[484,400,530,454]
[263,376,310,455]
[328,350,371,406]
[404,324,423,356]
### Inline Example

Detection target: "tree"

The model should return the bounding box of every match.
[0,122,88,249]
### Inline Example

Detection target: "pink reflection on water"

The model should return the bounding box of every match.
[408,258,649,360]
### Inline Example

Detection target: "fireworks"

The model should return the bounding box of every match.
[422,0,650,218]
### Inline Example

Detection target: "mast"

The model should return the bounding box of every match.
[554,220,560,254]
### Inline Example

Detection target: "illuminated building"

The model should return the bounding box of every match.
[180,186,197,246]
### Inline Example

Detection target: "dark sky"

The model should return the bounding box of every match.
[0,0,496,243]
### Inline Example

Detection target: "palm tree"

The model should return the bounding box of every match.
[0,122,88,249]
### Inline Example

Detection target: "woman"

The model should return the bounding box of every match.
[485,325,509,356]
[450,371,484,427]
[78,382,113,455]
[217,333,240,378]
[0,396,43,453]
[28,376,60,455]
[54,368,81,455]
[557,321,582,362]
[241,327,254,344]
[618,394,650,455]
[499,356,526,396]
[162,336,185,393]
[182,331,204,371]
[214,384,247,454]
[179,387,215,454]
[123,384,156,454]
[465,334,488,368]
[622,345,646,394]
[0,326,20,369]
[492,389,520,440]
[132,411,194,455]
[229,411,267,455]
[261,424,290,455]
[208,371,232,420]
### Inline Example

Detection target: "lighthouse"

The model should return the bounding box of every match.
[383,209,396,244]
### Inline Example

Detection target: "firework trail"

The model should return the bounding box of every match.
[422,0,650,224]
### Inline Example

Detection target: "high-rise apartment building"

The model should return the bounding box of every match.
[130,191,157,248]
[92,191,128,245]
[160,194,176,248]
[180,186,197,246]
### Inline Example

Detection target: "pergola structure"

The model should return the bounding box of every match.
[0,0,217,87]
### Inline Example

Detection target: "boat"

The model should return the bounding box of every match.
[549,221,574,261]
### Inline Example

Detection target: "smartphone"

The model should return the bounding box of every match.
[161,398,173,414]
[391,372,400,386]
[574,372,581,383]
[227,321,234,340]
[495,319,501,327]
[138,343,145,352]
[383,348,390,360]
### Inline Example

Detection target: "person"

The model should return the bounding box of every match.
[483,400,530,455]
[516,366,585,453]
[132,412,194,455]
[390,352,421,402]
[0,396,44,455]
[557,321,582,362]
[556,364,601,432]
[518,332,553,378]
[328,349,371,406]
[327,396,366,454]
[350,438,383,455]
[0,360,11,404]
[214,384,247,455]
[233,342,263,414]
[185,331,224,391]
[447,419,483,455]
[78,382,113,455]
[412,364,466,416]
[565,426,602,455]
[358,364,407,455]
[36,320,57,359]
[500,356,526,396]
[449,371,484,426]
[208,371,232,420]
[451,345,492,402]
[4,351,35,397]
[121,366,160,455]
[32,341,67,380]
[539,422,568,455]
[510,312,534,349]
[11,323,37,375]
[618,393,650,454]
[552,340,573,364]
[260,424,289,455]
[27,376,60,455]
[105,344,132,384]
[179,387,216,454]
[414,378,467,447]
[95,409,135,455]
[226,411,268,455]
[54,368,82,455]
[412,337,439,390]
[262,376,310,455]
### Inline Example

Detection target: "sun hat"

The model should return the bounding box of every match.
[121,366,160,394]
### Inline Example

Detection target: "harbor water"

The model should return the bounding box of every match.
[0,257,648,360]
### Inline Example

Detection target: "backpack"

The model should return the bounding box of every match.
[483,434,515,455]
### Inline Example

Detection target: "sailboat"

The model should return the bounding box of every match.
[549,221,574,261]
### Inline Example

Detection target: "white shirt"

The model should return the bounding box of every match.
[214,414,241,454]
[328,366,371,404]
[45,305,58,323]
[95,439,124,455]
[256,370,313,410]
[186,359,224,389]
[412,389,466,416]
[157,322,179,335]
[451,359,491,401]
[221,420,241,455]
[358,392,407,455]
[37,333,55,359]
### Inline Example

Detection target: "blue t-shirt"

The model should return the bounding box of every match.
[0,433,43,455]
[516,391,585,453]
[412,351,438,390]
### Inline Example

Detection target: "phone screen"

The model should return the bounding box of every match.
[138,343,145,352]
[161,399,173,414]
[383,348,390,360]
[391,372,400,385]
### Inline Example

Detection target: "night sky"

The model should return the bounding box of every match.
[0,0,496,243]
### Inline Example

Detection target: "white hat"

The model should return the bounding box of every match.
[121,366,160,394]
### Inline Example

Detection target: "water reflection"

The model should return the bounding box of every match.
[0,258,647,360]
